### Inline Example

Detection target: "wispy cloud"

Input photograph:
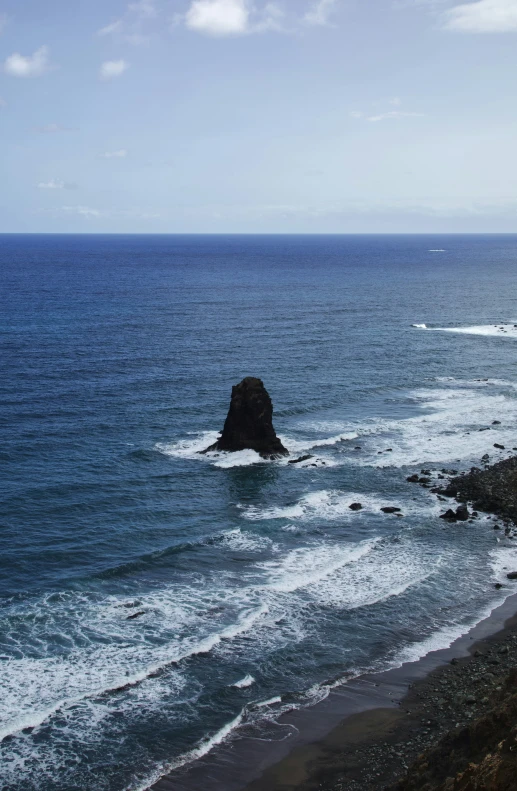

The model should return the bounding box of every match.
[97,0,157,43]
[367,110,424,122]
[99,60,129,80]
[350,98,424,122]
[304,0,339,26]
[4,46,51,78]
[98,20,123,36]
[102,149,128,158]
[444,0,517,32]
[37,180,78,190]
[34,123,74,133]
[0,12,9,34]
[61,205,103,219]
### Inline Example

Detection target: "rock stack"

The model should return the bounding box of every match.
[203,377,289,459]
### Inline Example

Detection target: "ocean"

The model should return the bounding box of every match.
[2,233,517,791]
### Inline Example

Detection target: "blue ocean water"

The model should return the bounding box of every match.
[2,234,517,791]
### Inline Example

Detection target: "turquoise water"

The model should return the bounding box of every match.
[2,234,517,790]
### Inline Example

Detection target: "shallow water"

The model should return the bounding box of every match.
[2,234,517,790]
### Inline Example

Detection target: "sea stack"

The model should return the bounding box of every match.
[204,377,288,459]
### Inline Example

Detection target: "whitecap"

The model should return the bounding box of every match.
[231,674,255,689]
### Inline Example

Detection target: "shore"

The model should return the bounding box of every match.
[240,457,517,791]
[152,459,517,791]
[242,598,517,791]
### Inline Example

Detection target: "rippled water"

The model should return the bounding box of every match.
[2,234,517,790]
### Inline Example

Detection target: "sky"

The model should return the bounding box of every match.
[1,0,517,233]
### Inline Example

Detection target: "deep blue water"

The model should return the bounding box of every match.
[2,234,517,791]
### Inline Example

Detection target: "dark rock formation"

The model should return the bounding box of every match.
[440,509,458,521]
[349,502,363,511]
[443,456,517,523]
[288,454,313,465]
[455,505,470,521]
[203,377,288,459]
[381,506,402,513]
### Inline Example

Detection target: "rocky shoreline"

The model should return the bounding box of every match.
[244,454,517,791]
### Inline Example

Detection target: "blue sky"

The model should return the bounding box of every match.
[1,0,517,232]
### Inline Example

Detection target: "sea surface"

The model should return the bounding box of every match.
[2,234,517,791]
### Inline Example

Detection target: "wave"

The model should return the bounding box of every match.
[0,593,269,742]
[411,323,427,328]
[243,489,440,522]
[231,674,255,688]
[430,323,517,338]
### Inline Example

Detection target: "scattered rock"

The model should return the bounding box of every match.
[381,506,402,514]
[440,509,458,521]
[288,454,313,465]
[349,502,363,511]
[507,571,517,580]
[126,611,145,620]
[492,420,501,425]
[407,474,420,483]
[494,443,505,450]
[455,505,469,521]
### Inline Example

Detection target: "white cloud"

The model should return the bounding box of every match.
[97,1,157,41]
[304,0,338,26]
[128,0,157,18]
[366,110,425,121]
[183,0,287,35]
[37,180,77,190]
[99,59,129,80]
[62,205,102,219]
[97,20,123,36]
[4,46,50,78]
[34,123,73,133]
[444,0,517,32]
[185,0,250,35]
[102,149,128,158]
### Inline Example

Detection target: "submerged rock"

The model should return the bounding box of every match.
[288,454,313,465]
[203,377,288,459]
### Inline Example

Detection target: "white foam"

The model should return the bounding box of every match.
[0,590,269,741]
[308,540,439,609]
[243,489,439,522]
[221,529,276,553]
[431,323,517,338]
[346,384,517,468]
[231,674,255,688]
[258,539,379,594]
[411,323,427,328]
[428,249,446,252]
[489,545,517,582]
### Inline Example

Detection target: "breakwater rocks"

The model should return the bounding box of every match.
[203,377,289,459]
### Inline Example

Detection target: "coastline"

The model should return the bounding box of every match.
[150,592,517,791]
